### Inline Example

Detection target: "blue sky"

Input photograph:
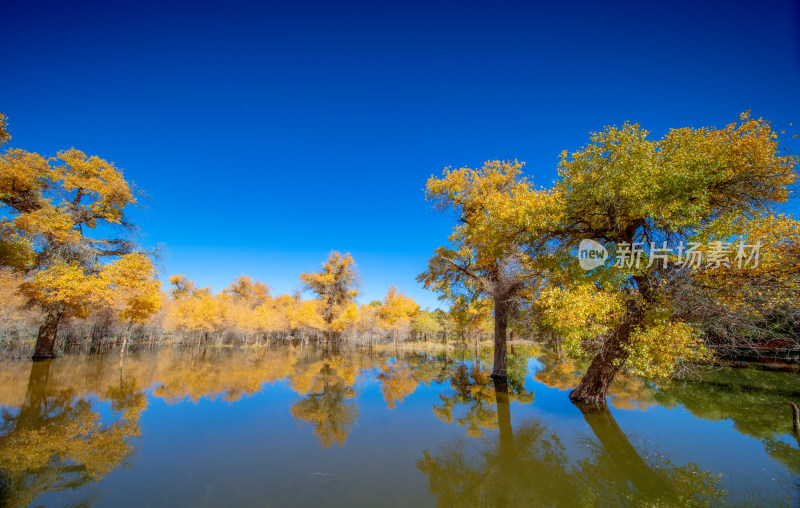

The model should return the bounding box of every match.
[3,0,799,308]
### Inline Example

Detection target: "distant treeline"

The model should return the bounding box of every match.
[0,267,504,355]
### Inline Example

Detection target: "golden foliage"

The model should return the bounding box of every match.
[102,253,163,324]
[299,251,359,333]
[378,286,420,332]
[19,262,108,319]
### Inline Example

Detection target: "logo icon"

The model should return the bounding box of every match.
[577,239,608,270]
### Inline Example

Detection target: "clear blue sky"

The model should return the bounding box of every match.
[3,0,799,309]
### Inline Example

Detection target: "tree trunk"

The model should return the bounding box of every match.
[32,312,61,360]
[568,337,629,404]
[90,325,104,354]
[491,299,509,379]
[569,299,644,404]
[120,323,132,361]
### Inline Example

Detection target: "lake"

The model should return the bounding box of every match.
[1,343,798,507]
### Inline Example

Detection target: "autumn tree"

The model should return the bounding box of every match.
[0,114,160,358]
[520,113,799,403]
[102,253,163,342]
[300,251,359,343]
[166,275,222,342]
[377,286,420,341]
[447,294,493,342]
[411,309,443,341]
[223,275,270,304]
[0,116,34,272]
[418,160,538,378]
[222,276,271,340]
[0,113,9,144]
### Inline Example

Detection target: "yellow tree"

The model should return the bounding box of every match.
[377,286,420,340]
[101,253,163,351]
[278,294,325,338]
[0,114,154,358]
[411,309,443,342]
[520,113,798,403]
[355,302,382,340]
[253,300,288,340]
[223,275,270,304]
[102,253,162,326]
[299,251,359,343]
[222,276,270,340]
[0,113,9,144]
[418,161,538,378]
[448,294,493,341]
[166,275,222,341]
[18,263,110,355]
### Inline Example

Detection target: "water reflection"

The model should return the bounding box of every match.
[377,361,418,410]
[0,345,796,506]
[534,350,655,411]
[0,361,142,507]
[290,348,360,448]
[655,368,800,480]
[417,358,726,507]
[430,362,534,438]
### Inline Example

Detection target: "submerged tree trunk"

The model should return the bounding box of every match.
[32,312,61,360]
[569,299,644,404]
[491,299,509,379]
[89,310,113,354]
[90,325,104,354]
[568,335,629,404]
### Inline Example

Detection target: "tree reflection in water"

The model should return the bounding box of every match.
[289,345,361,448]
[0,345,795,506]
[417,360,727,507]
[0,360,144,507]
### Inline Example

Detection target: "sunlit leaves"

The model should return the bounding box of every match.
[539,283,624,359]
[19,262,108,319]
[378,286,420,332]
[101,253,163,324]
[0,113,9,145]
[518,113,799,382]
[300,251,360,334]
[0,115,160,351]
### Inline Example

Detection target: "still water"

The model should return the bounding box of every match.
[0,343,798,507]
